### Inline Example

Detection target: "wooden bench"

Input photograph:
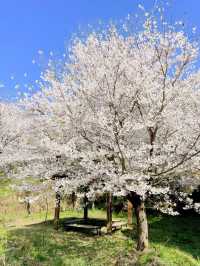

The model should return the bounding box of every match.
[64,223,102,235]
[64,218,83,225]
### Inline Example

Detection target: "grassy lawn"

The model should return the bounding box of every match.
[0,209,199,266]
[0,181,200,265]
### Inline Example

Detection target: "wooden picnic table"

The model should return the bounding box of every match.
[64,223,102,235]
[63,218,127,235]
[64,218,83,224]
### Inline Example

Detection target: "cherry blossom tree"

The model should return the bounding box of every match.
[0,102,28,168]
[18,6,200,251]
[61,15,200,250]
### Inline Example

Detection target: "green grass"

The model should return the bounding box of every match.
[0,208,199,266]
[0,178,12,198]
[4,209,132,266]
[0,225,7,266]
[0,180,199,265]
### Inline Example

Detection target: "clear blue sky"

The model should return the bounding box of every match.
[0,0,200,99]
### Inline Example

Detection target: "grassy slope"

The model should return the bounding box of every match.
[0,181,200,266]
[0,210,199,266]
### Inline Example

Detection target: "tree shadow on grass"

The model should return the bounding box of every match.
[6,224,98,265]
[122,214,200,260]
[6,214,200,265]
[5,217,129,266]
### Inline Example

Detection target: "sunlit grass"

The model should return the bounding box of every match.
[0,179,200,265]
[0,209,199,266]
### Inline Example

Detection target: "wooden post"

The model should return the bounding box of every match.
[128,200,133,226]
[106,192,112,234]
[83,194,88,220]
[54,192,61,230]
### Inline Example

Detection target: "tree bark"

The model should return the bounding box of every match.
[54,192,61,230]
[128,192,148,251]
[26,200,31,215]
[106,192,112,234]
[83,194,88,220]
[135,200,148,251]
[127,200,133,226]
[71,191,76,209]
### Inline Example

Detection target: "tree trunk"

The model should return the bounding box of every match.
[54,192,61,230]
[127,200,133,226]
[128,192,148,251]
[83,194,88,220]
[71,191,76,209]
[135,200,148,251]
[106,192,112,234]
[26,200,31,215]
